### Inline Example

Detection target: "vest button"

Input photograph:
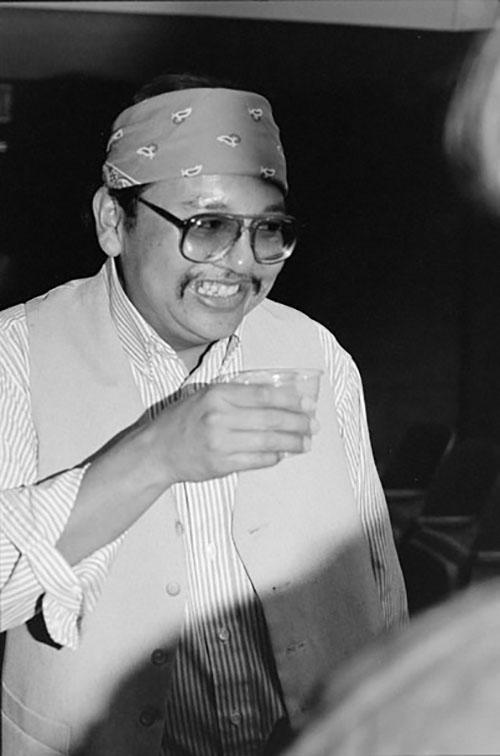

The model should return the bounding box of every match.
[139,707,161,727]
[230,709,242,726]
[165,581,181,596]
[151,648,168,666]
[175,520,184,536]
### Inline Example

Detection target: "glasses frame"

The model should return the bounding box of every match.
[136,197,297,265]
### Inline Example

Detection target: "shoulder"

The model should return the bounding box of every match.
[0,303,30,390]
[313,319,357,374]
[24,267,110,355]
[248,300,361,400]
[0,301,27,335]
[0,267,107,386]
[252,298,318,327]
[26,267,106,315]
[0,303,27,359]
[258,300,359,375]
[251,298,341,343]
[246,298,326,359]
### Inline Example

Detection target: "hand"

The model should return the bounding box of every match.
[150,382,318,484]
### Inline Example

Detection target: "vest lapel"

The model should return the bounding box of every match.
[26,265,144,475]
[234,300,384,725]
[4,264,186,756]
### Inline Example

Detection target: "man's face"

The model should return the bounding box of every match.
[116,174,286,357]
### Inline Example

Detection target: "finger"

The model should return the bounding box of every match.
[215,382,314,413]
[222,451,285,472]
[222,407,314,434]
[222,429,311,455]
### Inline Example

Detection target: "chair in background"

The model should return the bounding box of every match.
[384,423,455,542]
[420,438,500,519]
[382,422,455,492]
[395,438,500,615]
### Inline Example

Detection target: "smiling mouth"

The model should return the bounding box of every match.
[194,280,242,298]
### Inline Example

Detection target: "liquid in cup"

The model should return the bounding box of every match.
[230,368,322,455]
[230,368,322,407]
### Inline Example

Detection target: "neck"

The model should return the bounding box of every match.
[177,342,215,374]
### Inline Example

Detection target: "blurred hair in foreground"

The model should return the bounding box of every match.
[445,26,500,214]
[282,580,500,755]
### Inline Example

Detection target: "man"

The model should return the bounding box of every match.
[0,75,407,755]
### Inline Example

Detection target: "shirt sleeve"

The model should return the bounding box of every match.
[0,311,122,649]
[316,322,408,629]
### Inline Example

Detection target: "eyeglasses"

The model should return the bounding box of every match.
[137,197,297,265]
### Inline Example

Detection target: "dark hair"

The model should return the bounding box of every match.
[108,184,150,231]
[109,72,236,229]
[132,72,235,104]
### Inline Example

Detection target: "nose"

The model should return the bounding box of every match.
[222,227,256,270]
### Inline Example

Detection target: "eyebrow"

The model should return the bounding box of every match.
[180,198,228,211]
[180,198,286,213]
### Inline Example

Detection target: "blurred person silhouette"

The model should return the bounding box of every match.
[280,25,500,756]
[445,22,500,212]
[0,73,406,755]
[282,579,500,756]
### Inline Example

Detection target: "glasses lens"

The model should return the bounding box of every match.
[181,214,297,263]
[254,217,297,263]
[182,215,239,261]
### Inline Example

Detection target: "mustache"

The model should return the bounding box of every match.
[179,271,261,297]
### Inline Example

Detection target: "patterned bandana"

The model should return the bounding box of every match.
[102,88,288,192]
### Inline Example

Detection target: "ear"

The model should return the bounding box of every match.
[92,186,124,258]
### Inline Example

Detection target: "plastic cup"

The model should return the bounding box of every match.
[230,368,322,413]
[222,368,322,458]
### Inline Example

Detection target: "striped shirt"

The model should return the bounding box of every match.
[0,261,407,755]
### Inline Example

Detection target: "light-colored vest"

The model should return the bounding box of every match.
[2,264,383,755]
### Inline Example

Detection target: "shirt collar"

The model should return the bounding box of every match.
[105,259,241,377]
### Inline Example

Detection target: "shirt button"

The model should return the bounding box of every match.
[230,710,241,726]
[139,707,161,727]
[175,520,184,536]
[218,627,230,643]
[151,648,168,665]
[165,581,181,596]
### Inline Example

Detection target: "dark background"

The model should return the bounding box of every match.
[1,8,499,469]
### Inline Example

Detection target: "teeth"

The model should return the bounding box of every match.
[196,281,240,298]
